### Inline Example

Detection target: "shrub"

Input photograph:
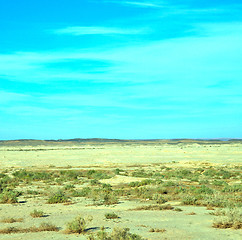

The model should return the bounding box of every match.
[162,181,176,187]
[222,184,242,193]
[64,184,75,190]
[201,194,234,208]
[131,204,173,211]
[87,170,113,180]
[65,216,92,234]
[212,180,227,186]
[212,208,242,229]
[152,193,166,204]
[131,169,152,178]
[103,193,118,205]
[71,187,91,197]
[47,191,68,204]
[174,207,183,212]
[0,190,19,203]
[105,212,119,219]
[195,185,214,194]
[182,195,198,205]
[90,179,101,186]
[30,209,45,218]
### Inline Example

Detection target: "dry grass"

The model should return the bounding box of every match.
[0,223,58,234]
[186,212,196,215]
[149,228,166,233]
[213,221,242,229]
[206,206,215,210]
[0,218,23,223]
[131,204,174,211]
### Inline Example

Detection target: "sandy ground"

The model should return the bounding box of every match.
[0,142,241,169]
[0,141,241,239]
[0,198,241,240]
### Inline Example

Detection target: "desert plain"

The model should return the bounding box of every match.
[0,139,241,239]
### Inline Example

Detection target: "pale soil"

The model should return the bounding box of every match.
[0,142,241,169]
[0,141,241,239]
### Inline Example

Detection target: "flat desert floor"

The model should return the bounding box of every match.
[0,139,241,239]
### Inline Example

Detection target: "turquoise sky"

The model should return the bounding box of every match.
[0,0,242,140]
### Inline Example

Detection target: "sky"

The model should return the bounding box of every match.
[0,0,242,140]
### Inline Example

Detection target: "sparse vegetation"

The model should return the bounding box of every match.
[0,141,241,240]
[88,227,145,240]
[0,222,58,234]
[131,204,174,211]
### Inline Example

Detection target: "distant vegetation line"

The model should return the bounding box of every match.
[0,138,241,147]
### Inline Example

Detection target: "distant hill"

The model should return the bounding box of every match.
[0,138,241,147]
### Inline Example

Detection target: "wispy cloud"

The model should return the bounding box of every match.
[106,1,163,8]
[54,26,146,35]
[0,90,30,104]
[1,21,242,86]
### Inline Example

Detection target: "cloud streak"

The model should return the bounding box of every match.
[54,26,146,35]
[106,1,163,8]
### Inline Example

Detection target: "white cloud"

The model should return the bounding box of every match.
[54,26,146,35]
[106,0,163,8]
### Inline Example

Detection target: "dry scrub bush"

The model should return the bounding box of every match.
[212,208,242,229]
[131,204,174,211]
[65,215,93,234]
[30,209,45,218]
[0,218,23,223]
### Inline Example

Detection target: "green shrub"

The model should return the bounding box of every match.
[103,193,118,205]
[47,191,68,204]
[105,212,119,219]
[64,184,75,190]
[182,195,198,205]
[131,169,152,178]
[87,170,113,180]
[152,193,166,204]
[71,187,91,197]
[222,184,242,192]
[195,185,214,194]
[163,181,176,187]
[212,180,227,186]
[0,190,19,203]
[90,179,101,186]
